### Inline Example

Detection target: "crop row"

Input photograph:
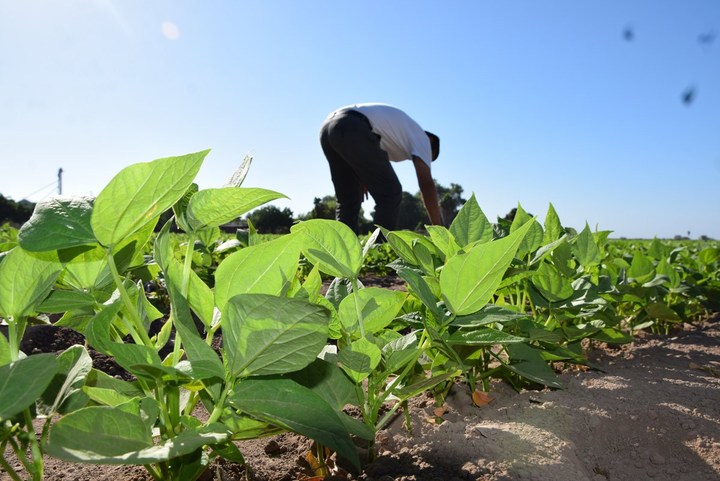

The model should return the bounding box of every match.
[1,150,718,480]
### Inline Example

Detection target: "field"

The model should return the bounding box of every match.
[2,151,719,481]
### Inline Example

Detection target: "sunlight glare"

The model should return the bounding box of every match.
[161,21,180,40]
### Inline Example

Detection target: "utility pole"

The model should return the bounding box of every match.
[58,168,63,195]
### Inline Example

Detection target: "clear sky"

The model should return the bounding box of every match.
[1,1,718,239]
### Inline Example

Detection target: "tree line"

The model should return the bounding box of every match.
[0,195,34,226]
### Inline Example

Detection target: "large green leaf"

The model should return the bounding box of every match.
[186,187,286,230]
[223,294,329,377]
[0,248,62,320]
[291,220,362,279]
[91,150,207,247]
[228,378,360,470]
[440,219,534,316]
[18,196,96,251]
[214,234,301,311]
[449,193,493,247]
[47,406,229,463]
[338,287,407,336]
[0,354,58,420]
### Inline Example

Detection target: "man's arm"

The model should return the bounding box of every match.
[412,156,444,226]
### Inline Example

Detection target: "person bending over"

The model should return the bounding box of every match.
[319,102,443,233]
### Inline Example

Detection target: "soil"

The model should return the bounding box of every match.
[2,279,719,481]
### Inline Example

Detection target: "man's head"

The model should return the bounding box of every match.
[426,131,440,161]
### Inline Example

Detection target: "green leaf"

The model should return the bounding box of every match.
[449,194,493,247]
[394,371,460,400]
[542,203,564,244]
[698,247,719,266]
[18,196,96,251]
[645,302,682,322]
[571,224,602,268]
[91,150,207,247]
[338,288,407,336]
[383,229,424,267]
[383,332,420,373]
[186,187,286,230]
[214,234,301,311]
[628,253,655,285]
[46,406,150,459]
[58,244,108,291]
[511,204,544,258]
[86,303,177,382]
[228,378,360,470]
[396,267,445,323]
[171,183,199,233]
[338,337,381,383]
[506,343,563,389]
[223,294,329,377]
[0,354,58,420]
[166,280,225,381]
[83,369,144,406]
[38,289,96,313]
[446,327,526,346]
[287,358,357,410]
[0,333,10,366]
[291,220,362,279]
[47,406,229,463]
[450,305,529,328]
[426,225,461,260]
[165,259,215,326]
[37,345,92,416]
[0,248,62,320]
[532,262,574,302]
[440,218,534,316]
[656,258,680,288]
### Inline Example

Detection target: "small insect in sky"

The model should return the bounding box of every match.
[623,26,634,42]
[681,86,697,105]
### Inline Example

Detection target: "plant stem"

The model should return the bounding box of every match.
[23,408,43,481]
[106,249,153,347]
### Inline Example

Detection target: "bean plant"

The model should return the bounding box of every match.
[0,149,718,481]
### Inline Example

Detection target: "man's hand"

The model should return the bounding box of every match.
[412,156,444,226]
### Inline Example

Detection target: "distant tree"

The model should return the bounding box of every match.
[436,182,466,225]
[307,196,337,220]
[246,205,294,234]
[0,194,34,225]
[395,191,427,231]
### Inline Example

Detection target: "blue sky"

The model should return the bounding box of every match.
[1,1,718,239]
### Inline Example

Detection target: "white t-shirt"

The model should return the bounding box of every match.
[342,103,433,167]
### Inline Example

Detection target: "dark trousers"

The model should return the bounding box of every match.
[319,109,402,234]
